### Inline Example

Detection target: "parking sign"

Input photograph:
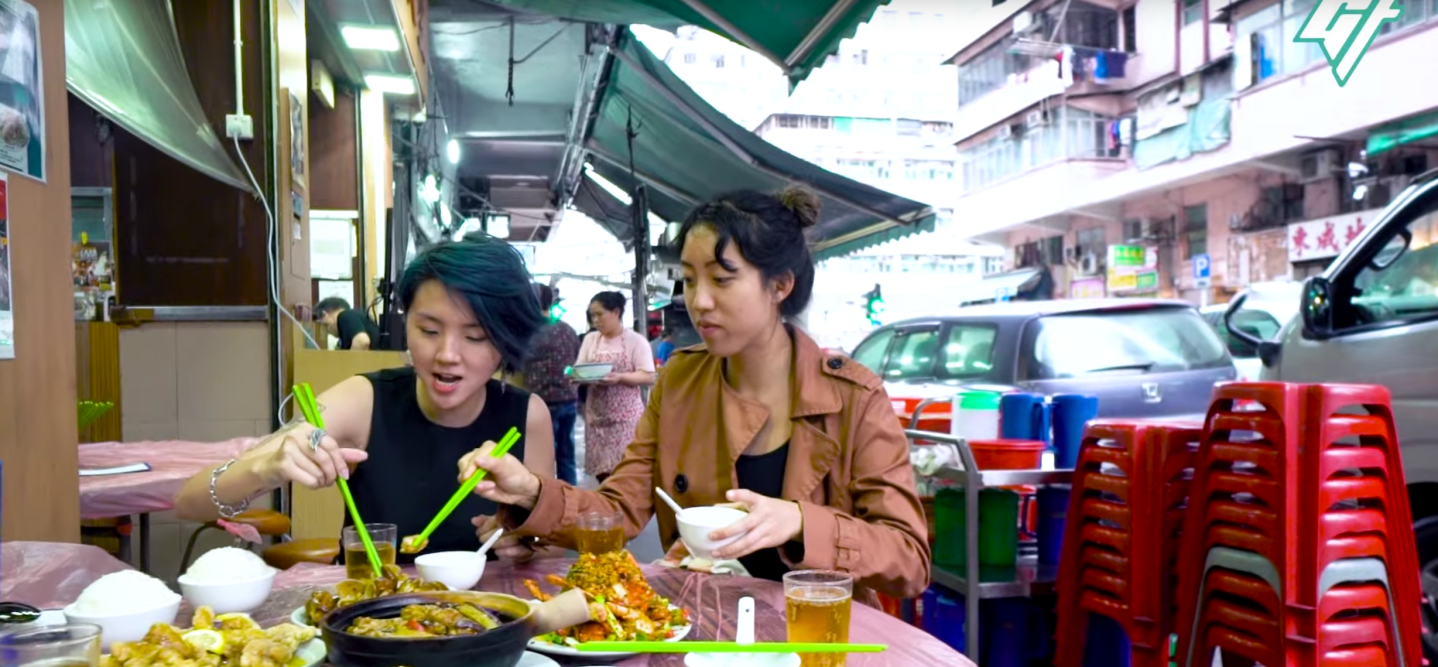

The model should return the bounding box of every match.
[1194,253,1211,288]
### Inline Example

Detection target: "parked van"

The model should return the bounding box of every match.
[1201,281,1302,381]
[1224,167,1438,655]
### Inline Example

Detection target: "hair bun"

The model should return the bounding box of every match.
[776,185,821,230]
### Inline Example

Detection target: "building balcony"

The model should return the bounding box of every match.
[953,45,1137,141]
[952,22,1438,240]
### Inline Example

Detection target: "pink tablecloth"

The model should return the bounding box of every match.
[0,543,976,667]
[78,438,257,519]
[251,562,976,667]
[1,541,134,609]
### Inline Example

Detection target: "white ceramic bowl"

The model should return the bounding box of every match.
[176,568,277,614]
[676,506,748,560]
[63,597,181,648]
[414,551,487,591]
[570,362,613,381]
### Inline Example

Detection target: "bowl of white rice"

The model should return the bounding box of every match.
[177,547,278,614]
[63,570,181,647]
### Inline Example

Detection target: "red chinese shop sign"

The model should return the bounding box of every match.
[1286,208,1385,263]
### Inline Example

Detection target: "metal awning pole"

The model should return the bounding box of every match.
[673,0,791,73]
[785,0,862,68]
[587,144,703,206]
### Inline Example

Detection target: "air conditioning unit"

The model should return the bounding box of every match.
[1299,148,1343,183]
[1080,252,1100,276]
[996,124,1014,140]
[1012,11,1038,34]
[1025,110,1049,128]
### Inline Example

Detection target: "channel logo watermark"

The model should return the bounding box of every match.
[1294,0,1404,87]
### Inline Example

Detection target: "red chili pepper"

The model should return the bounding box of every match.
[407,619,423,632]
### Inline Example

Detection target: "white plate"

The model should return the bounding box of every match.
[293,638,326,667]
[516,652,561,667]
[291,607,310,627]
[526,610,692,660]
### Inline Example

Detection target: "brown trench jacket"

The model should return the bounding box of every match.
[502,327,932,603]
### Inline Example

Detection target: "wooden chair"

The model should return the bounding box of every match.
[260,538,341,570]
[179,509,292,570]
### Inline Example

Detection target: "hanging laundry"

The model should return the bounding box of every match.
[1118,118,1135,146]
[1107,121,1121,153]
[1059,46,1075,86]
[1093,51,1130,83]
[1106,52,1129,78]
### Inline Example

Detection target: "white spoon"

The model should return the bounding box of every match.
[655,486,685,516]
[477,527,505,556]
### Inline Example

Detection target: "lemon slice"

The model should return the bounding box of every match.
[182,629,226,655]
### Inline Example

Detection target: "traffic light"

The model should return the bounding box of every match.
[864,283,885,326]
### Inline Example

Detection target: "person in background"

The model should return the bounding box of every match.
[458,186,931,601]
[654,328,677,366]
[175,236,557,562]
[578,292,656,482]
[317,297,380,351]
[522,283,582,485]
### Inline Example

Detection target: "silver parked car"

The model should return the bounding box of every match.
[850,298,1237,420]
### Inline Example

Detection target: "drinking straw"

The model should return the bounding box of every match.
[575,642,887,654]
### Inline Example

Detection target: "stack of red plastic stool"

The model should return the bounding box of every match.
[1173,382,1421,667]
[1053,420,1203,667]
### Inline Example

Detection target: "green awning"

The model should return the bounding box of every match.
[812,215,937,262]
[583,31,934,258]
[486,0,891,86]
[1367,110,1438,156]
[580,31,931,257]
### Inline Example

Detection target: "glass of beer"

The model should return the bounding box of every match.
[575,509,624,554]
[343,522,398,579]
[784,570,853,667]
[0,623,102,667]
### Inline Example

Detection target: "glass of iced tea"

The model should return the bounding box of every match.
[575,509,624,554]
[784,570,853,667]
[0,623,102,667]
[343,522,398,579]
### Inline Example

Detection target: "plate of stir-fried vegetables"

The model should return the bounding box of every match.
[523,551,692,658]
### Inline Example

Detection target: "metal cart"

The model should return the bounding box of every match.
[907,428,1073,660]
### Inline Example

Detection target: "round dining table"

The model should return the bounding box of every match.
[0,542,975,667]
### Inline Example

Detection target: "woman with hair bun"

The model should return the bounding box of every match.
[461,186,932,602]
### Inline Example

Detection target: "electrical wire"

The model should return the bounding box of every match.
[231,136,321,424]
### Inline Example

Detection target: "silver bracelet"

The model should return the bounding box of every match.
[209,458,251,519]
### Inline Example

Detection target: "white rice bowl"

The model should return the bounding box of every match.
[184,547,275,583]
[71,570,180,616]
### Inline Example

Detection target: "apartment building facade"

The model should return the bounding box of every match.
[949,0,1438,305]
[661,4,1005,349]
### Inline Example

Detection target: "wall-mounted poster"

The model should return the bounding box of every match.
[0,173,13,359]
[289,91,305,190]
[0,0,41,183]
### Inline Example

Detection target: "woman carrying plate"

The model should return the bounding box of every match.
[577,291,656,482]
[174,234,557,563]
[460,187,932,603]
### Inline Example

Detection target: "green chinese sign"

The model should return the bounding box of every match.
[1109,245,1146,267]
[1135,271,1159,290]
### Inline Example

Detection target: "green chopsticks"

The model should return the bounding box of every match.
[292,382,382,579]
[575,642,887,654]
[406,426,521,553]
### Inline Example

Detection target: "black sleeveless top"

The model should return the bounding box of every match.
[346,368,530,564]
[735,443,791,582]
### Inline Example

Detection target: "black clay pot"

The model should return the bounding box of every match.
[321,589,589,667]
